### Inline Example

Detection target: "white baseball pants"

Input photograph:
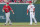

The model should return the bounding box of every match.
[5,12,12,24]
[30,12,37,25]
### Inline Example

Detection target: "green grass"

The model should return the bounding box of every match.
[35,0,40,4]
[0,22,40,27]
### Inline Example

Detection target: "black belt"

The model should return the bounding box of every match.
[31,11,33,12]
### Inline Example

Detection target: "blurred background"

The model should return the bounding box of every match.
[0,0,38,3]
[0,0,40,22]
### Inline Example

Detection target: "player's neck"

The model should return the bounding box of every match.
[29,3,32,5]
[6,5,9,7]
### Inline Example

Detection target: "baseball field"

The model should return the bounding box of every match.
[0,22,40,27]
[0,1,40,27]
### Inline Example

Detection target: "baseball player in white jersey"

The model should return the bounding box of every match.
[27,1,37,25]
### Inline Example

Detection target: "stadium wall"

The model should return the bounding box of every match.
[0,4,40,22]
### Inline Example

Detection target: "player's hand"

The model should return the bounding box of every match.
[2,9,4,12]
[3,10,4,12]
[13,12,14,14]
[27,13,28,15]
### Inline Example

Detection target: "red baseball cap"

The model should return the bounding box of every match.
[29,1,32,3]
[6,2,9,4]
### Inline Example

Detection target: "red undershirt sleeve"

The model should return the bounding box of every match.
[27,9,28,13]
[9,6,12,10]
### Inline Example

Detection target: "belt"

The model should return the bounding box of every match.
[30,11,33,12]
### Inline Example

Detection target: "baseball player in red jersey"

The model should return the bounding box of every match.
[27,1,37,25]
[2,2,14,25]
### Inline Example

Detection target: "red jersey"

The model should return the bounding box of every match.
[3,5,12,13]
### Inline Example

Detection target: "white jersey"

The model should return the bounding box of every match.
[27,4,35,12]
[27,4,37,25]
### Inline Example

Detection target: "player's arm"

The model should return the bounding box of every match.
[27,6,29,15]
[33,5,35,13]
[2,6,5,12]
[27,9,28,15]
[11,10,14,14]
[33,8,35,15]
[33,5,35,15]
[9,6,14,14]
[2,9,4,12]
[33,8,35,13]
